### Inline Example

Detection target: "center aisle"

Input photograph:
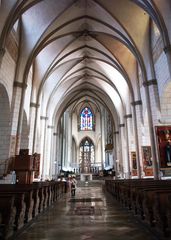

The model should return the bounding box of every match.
[17,182,158,240]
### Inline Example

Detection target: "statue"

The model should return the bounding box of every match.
[165,140,171,163]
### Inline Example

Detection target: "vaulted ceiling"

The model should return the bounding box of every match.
[0,0,170,126]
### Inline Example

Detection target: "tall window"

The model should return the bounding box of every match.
[80,107,93,131]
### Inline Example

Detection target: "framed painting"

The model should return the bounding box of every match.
[131,151,137,176]
[142,146,153,176]
[155,126,171,168]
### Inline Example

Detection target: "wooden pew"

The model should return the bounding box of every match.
[0,195,16,239]
[0,181,67,239]
[105,179,171,237]
[0,185,34,223]
[152,191,171,237]
[0,192,26,231]
[130,183,171,215]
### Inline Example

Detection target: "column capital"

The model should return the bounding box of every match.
[143,79,157,87]
[163,45,171,54]
[40,116,48,120]
[119,123,125,128]
[124,114,132,119]
[47,125,54,129]
[114,131,119,134]
[13,81,27,89]
[30,102,40,108]
[131,100,142,106]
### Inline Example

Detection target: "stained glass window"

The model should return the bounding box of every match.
[80,107,93,131]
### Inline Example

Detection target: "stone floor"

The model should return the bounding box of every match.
[16,182,160,240]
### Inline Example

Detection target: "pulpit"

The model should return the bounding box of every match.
[14,149,34,184]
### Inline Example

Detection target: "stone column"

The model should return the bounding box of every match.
[63,112,67,168]
[143,79,159,179]
[143,79,160,122]
[67,111,72,169]
[131,101,142,179]
[113,131,119,178]
[142,79,160,179]
[53,131,60,176]
[15,81,28,155]
[46,125,54,179]
[39,116,48,180]
[9,81,27,155]
[118,123,126,178]
[29,102,39,154]
[124,114,132,179]
[55,122,63,173]
[61,115,65,170]
[100,109,105,170]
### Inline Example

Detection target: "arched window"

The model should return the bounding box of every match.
[80,107,94,131]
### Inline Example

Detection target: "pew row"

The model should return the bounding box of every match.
[0,181,67,239]
[105,179,171,237]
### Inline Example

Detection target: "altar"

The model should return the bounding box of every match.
[79,147,93,181]
[80,173,92,181]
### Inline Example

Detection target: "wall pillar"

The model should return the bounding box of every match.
[62,112,67,168]
[61,115,66,169]
[9,81,26,156]
[14,81,27,155]
[46,125,54,179]
[142,80,160,179]
[39,116,48,180]
[55,122,63,173]
[53,132,59,177]
[29,102,39,154]
[143,79,160,123]
[101,109,105,170]
[131,101,142,179]
[124,114,132,179]
[119,123,127,178]
[67,111,72,168]
[113,131,119,177]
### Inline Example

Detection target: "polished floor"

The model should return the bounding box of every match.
[16,181,159,240]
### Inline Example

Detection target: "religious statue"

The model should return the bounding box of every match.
[164,130,171,140]
[165,140,171,164]
[143,157,152,168]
